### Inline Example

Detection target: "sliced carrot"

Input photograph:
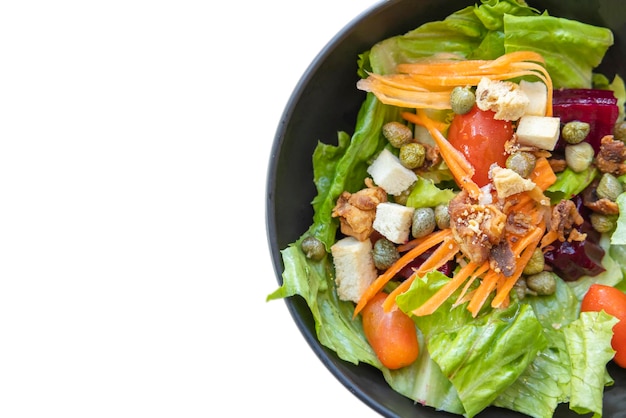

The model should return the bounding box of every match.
[357,51,553,114]
[411,260,483,317]
[403,110,481,199]
[454,261,490,307]
[530,157,557,191]
[467,269,502,317]
[352,229,452,318]
[491,224,545,308]
[382,238,460,312]
[540,229,559,249]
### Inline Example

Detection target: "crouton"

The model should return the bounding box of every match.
[367,148,417,195]
[476,77,529,121]
[490,165,536,199]
[330,237,378,303]
[373,202,415,244]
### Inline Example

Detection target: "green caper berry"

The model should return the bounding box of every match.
[434,204,450,229]
[450,86,475,115]
[393,186,412,206]
[525,271,556,296]
[596,173,623,202]
[301,236,326,261]
[614,121,626,142]
[590,212,618,233]
[412,207,436,238]
[399,142,426,169]
[522,248,545,276]
[382,121,413,148]
[505,151,537,178]
[561,121,590,144]
[372,238,400,270]
[564,142,594,173]
[513,278,529,300]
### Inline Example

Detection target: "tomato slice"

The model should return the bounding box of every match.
[447,106,513,187]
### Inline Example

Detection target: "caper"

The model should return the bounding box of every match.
[399,142,426,169]
[301,236,326,261]
[434,203,450,229]
[505,151,537,178]
[614,120,626,142]
[513,278,529,300]
[564,142,594,173]
[412,207,436,238]
[525,271,557,296]
[382,121,413,148]
[596,173,623,201]
[372,238,400,270]
[522,248,545,276]
[393,185,413,206]
[590,212,618,233]
[450,86,475,115]
[561,121,590,144]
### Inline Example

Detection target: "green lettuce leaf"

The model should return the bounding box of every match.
[564,311,618,417]
[396,272,546,417]
[545,166,598,204]
[611,192,626,245]
[503,14,614,88]
[406,176,456,209]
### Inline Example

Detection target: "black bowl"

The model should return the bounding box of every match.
[266,0,626,416]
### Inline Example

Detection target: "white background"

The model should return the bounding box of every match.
[0,1,383,417]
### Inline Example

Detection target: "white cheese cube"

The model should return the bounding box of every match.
[519,80,547,116]
[330,237,378,303]
[373,202,415,244]
[516,115,561,150]
[367,148,417,195]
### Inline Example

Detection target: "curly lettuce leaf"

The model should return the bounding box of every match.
[405,176,456,209]
[503,14,614,88]
[396,272,546,417]
[546,166,598,204]
[565,311,618,417]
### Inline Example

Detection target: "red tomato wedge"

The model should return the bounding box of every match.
[361,292,419,369]
[447,106,513,187]
[581,284,626,368]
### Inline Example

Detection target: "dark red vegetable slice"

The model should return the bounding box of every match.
[552,88,619,152]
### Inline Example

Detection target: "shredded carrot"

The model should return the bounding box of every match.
[530,157,557,191]
[403,110,481,199]
[540,230,559,249]
[491,224,546,308]
[411,260,483,316]
[352,229,452,318]
[382,237,460,312]
[467,269,502,317]
[454,261,491,307]
[359,51,553,115]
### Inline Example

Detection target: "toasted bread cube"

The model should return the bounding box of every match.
[516,115,561,150]
[330,237,377,303]
[373,202,415,244]
[367,149,417,195]
[519,80,547,116]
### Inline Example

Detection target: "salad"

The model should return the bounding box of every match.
[267,1,626,417]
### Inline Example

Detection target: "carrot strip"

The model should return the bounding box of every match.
[352,229,452,318]
[403,110,481,199]
[540,229,559,249]
[454,261,490,306]
[382,238,460,312]
[411,260,483,316]
[491,225,545,308]
[530,157,557,191]
[467,270,502,317]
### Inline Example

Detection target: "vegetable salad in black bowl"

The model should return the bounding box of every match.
[266,0,626,416]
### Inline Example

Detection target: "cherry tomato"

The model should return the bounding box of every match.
[581,284,626,367]
[361,292,419,369]
[447,106,513,187]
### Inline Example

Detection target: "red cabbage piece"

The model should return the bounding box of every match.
[543,220,605,282]
[552,88,619,152]
[396,247,455,280]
